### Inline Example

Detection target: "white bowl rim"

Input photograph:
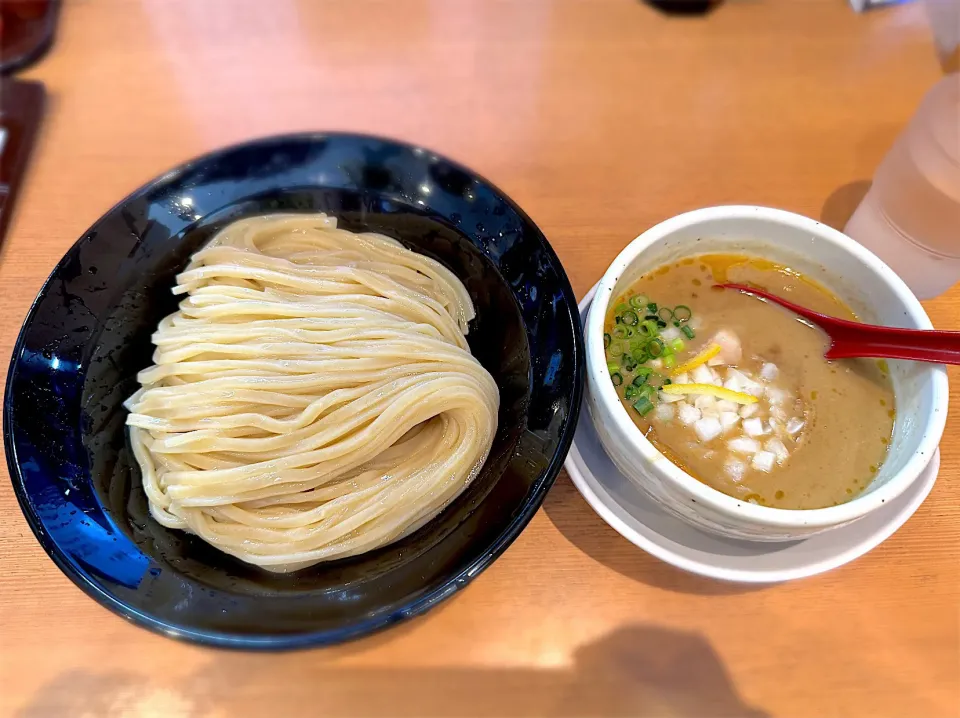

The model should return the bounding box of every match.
[586,204,949,529]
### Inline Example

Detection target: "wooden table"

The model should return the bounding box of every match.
[2,1,956,716]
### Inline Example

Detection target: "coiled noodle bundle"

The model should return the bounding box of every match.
[125,213,499,572]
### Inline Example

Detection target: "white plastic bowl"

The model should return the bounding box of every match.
[585,206,948,541]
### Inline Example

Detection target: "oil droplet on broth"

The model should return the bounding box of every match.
[775,490,785,500]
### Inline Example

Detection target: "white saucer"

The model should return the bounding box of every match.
[564,286,940,583]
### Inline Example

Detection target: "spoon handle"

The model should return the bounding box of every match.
[825,327,960,365]
[715,283,960,366]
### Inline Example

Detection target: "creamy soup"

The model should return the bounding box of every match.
[604,254,894,510]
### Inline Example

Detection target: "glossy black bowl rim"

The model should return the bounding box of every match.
[3,131,585,649]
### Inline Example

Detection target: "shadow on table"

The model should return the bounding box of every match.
[820,180,872,231]
[18,624,768,717]
[541,473,766,596]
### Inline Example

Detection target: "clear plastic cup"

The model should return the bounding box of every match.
[844,73,960,299]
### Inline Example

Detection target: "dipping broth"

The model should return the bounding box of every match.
[604,254,894,510]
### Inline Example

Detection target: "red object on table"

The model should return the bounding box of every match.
[716,282,960,365]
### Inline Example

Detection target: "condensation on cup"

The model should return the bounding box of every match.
[844,74,960,300]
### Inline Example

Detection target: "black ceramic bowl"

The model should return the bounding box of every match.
[4,133,584,649]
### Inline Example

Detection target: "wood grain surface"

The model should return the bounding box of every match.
[1,1,957,716]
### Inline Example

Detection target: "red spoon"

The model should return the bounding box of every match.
[715,283,960,365]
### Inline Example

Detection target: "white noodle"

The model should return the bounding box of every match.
[125,213,499,572]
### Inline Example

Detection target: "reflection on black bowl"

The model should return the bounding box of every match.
[4,133,584,649]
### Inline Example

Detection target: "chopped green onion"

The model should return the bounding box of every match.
[613,326,629,340]
[621,353,637,371]
[604,333,612,348]
[633,396,655,415]
[624,384,639,400]
[640,320,659,337]
[681,325,696,340]
[656,319,667,329]
[611,372,623,387]
[631,349,649,364]
[607,361,620,374]
[615,303,630,314]
[629,295,647,309]
[669,338,685,353]
[644,314,658,322]
[639,383,657,399]
[632,369,652,386]
[621,310,639,326]
[648,338,665,357]
[646,302,658,314]
[663,355,676,370]
[609,341,624,356]
[628,337,645,351]
[658,307,675,322]
[673,305,692,322]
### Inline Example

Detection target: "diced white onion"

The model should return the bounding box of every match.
[692,364,713,385]
[786,418,805,435]
[716,400,738,413]
[720,411,740,433]
[766,386,789,405]
[723,377,742,393]
[760,363,779,381]
[712,329,743,365]
[724,457,746,481]
[694,395,717,411]
[724,368,753,393]
[659,391,684,404]
[752,451,776,472]
[649,358,664,370]
[742,379,765,398]
[707,355,725,367]
[655,403,676,422]
[770,406,787,422]
[728,437,761,454]
[739,403,759,419]
[724,368,763,396]
[765,437,790,463]
[743,417,768,437]
[678,403,701,425]
[673,372,690,385]
[694,416,723,442]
